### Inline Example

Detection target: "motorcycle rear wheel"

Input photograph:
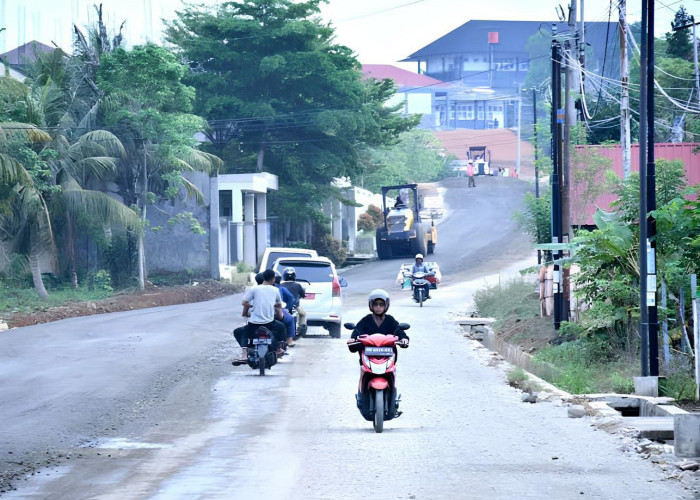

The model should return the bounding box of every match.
[258,352,266,376]
[373,389,384,433]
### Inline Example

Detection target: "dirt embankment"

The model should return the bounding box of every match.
[4,280,242,329]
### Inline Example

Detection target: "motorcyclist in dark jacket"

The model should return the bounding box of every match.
[350,289,409,343]
[280,267,307,336]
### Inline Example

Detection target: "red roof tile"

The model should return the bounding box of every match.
[361,64,448,89]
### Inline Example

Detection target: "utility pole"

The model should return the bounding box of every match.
[695,18,699,108]
[639,0,660,378]
[619,0,632,178]
[646,0,659,378]
[516,86,522,177]
[532,89,539,199]
[639,0,649,377]
[551,30,564,331]
[561,0,577,324]
[579,0,586,93]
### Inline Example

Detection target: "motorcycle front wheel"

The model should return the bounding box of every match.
[373,389,384,433]
[418,289,424,307]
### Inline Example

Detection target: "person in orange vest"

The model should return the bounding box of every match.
[466,160,476,187]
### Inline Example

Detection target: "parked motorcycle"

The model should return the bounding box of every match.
[345,322,410,433]
[232,324,284,375]
[409,271,433,307]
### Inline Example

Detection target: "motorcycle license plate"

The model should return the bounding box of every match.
[364,346,393,356]
[253,337,272,345]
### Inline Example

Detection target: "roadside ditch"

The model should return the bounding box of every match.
[452,313,699,495]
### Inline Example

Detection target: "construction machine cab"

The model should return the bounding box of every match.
[375,184,437,260]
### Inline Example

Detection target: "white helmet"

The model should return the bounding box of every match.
[415,253,424,260]
[368,289,390,312]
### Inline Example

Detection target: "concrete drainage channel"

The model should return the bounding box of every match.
[453,315,700,489]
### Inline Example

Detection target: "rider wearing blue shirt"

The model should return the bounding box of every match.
[274,271,297,346]
[410,253,431,299]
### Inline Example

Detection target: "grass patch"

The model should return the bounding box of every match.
[532,339,637,394]
[0,284,114,316]
[474,278,642,395]
[473,278,540,325]
[507,367,543,393]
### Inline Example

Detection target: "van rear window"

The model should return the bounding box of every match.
[276,261,333,282]
[265,251,314,268]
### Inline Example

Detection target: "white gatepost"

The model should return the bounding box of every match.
[231,188,244,263]
[243,192,256,268]
[255,193,268,265]
[332,198,343,242]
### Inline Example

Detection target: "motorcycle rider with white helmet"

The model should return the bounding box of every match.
[349,289,409,344]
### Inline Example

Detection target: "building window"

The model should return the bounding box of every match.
[519,60,530,71]
[477,103,484,120]
[486,104,503,120]
[449,105,455,120]
[494,58,516,71]
[466,104,474,120]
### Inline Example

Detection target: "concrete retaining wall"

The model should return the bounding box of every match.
[144,172,211,274]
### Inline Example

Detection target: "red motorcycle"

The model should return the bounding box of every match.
[345,323,410,433]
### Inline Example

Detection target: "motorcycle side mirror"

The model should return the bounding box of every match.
[344,322,356,330]
[398,323,411,331]
[339,276,348,287]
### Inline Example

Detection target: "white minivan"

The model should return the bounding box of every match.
[272,256,347,338]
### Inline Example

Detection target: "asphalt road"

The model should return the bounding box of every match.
[0,176,693,499]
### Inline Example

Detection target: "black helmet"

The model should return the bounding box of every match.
[368,289,390,313]
[283,267,296,281]
[274,270,282,285]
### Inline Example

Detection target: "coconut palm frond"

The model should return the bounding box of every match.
[73,157,118,180]
[76,99,101,131]
[53,133,71,152]
[0,152,33,186]
[171,157,195,172]
[198,150,224,172]
[0,122,52,143]
[66,140,108,162]
[174,147,219,173]
[61,187,142,232]
[78,130,126,159]
[182,177,205,205]
[56,171,82,191]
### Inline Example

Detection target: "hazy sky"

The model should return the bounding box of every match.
[0,0,691,64]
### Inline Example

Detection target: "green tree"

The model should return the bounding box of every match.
[97,44,222,288]
[165,0,418,218]
[513,191,551,248]
[665,6,694,61]
[571,159,693,348]
[359,130,452,192]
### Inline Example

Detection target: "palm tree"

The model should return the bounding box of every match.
[1,122,55,299]
[45,129,141,288]
[0,122,141,298]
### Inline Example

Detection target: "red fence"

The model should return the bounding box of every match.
[572,143,699,225]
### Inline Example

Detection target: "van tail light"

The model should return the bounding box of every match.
[332,277,341,297]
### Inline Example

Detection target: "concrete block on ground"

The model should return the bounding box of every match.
[623,417,675,440]
[675,414,700,458]
[633,376,659,397]
[568,405,586,418]
[451,316,495,326]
